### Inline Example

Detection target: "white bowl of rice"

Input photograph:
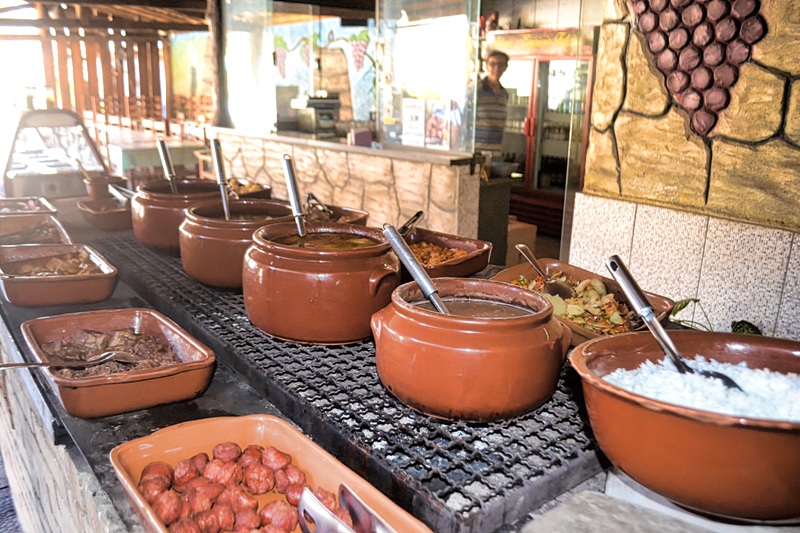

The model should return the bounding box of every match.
[569,330,800,523]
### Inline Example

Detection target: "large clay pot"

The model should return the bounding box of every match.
[371,278,572,422]
[179,199,293,288]
[131,180,221,250]
[243,220,400,344]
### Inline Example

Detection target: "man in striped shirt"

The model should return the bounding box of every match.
[474,50,510,157]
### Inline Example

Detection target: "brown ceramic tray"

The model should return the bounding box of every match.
[110,415,432,533]
[0,244,117,306]
[492,259,674,345]
[77,198,132,231]
[0,196,57,216]
[0,214,71,246]
[20,308,215,418]
[406,227,492,278]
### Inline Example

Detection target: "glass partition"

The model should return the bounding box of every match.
[377,0,480,152]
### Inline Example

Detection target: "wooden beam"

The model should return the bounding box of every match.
[30,0,206,11]
[0,17,207,31]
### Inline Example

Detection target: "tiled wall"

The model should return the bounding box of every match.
[569,193,799,340]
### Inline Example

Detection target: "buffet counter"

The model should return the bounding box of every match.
[2,205,777,533]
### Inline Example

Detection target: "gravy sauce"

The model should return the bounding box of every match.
[415,297,534,318]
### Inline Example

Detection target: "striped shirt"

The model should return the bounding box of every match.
[474,77,508,155]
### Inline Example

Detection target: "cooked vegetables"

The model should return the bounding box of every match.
[512,271,635,335]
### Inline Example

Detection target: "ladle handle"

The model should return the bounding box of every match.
[515,244,548,279]
[282,154,306,237]
[210,139,231,220]
[156,137,179,194]
[382,223,449,314]
[605,255,692,374]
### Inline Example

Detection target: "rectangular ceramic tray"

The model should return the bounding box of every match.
[0,196,57,216]
[20,308,215,418]
[0,243,117,306]
[77,198,132,231]
[407,227,493,278]
[0,214,71,246]
[492,259,674,346]
[110,415,431,532]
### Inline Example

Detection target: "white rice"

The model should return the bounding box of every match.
[602,357,800,422]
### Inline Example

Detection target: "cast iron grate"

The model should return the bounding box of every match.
[92,235,603,533]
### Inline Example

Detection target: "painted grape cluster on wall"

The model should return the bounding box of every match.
[630,0,767,136]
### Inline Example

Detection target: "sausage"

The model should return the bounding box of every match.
[153,489,183,526]
[261,525,287,533]
[202,458,238,486]
[173,459,200,492]
[181,486,214,516]
[140,461,174,485]
[216,486,258,513]
[237,445,264,470]
[190,452,209,474]
[284,483,307,507]
[212,441,242,463]
[313,488,337,512]
[192,509,220,533]
[138,476,170,505]
[210,503,235,531]
[273,468,289,493]
[168,518,201,533]
[283,465,305,486]
[184,477,225,500]
[259,500,298,532]
[234,509,261,530]
[262,446,292,471]
[243,463,275,495]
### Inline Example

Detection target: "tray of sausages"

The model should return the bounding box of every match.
[110,414,431,533]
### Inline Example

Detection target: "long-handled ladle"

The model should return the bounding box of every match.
[383,223,449,314]
[605,255,744,391]
[0,350,139,370]
[211,139,231,220]
[156,137,179,194]
[515,244,575,300]
[282,154,306,238]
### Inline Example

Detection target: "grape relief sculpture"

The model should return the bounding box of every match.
[630,0,767,136]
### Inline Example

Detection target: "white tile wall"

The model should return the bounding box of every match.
[570,193,637,276]
[570,193,800,340]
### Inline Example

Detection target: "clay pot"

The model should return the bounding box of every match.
[179,199,292,288]
[371,278,572,421]
[83,175,126,201]
[131,180,221,250]
[570,331,800,522]
[242,220,400,344]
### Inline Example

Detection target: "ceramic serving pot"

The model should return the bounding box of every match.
[371,278,572,422]
[242,220,400,344]
[179,199,293,289]
[84,175,126,201]
[570,331,800,522]
[131,180,221,250]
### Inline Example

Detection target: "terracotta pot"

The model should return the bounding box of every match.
[242,220,400,344]
[83,175,126,201]
[570,331,800,522]
[131,180,221,250]
[179,199,292,288]
[371,278,572,421]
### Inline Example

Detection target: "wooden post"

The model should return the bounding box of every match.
[208,0,231,128]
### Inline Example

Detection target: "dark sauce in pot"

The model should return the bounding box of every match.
[415,297,534,318]
[274,232,378,250]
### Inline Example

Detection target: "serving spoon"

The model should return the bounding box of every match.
[211,139,231,220]
[0,350,140,370]
[383,223,449,314]
[282,154,306,237]
[156,137,180,194]
[515,244,575,300]
[605,255,744,391]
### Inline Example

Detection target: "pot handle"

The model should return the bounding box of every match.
[559,322,573,361]
[368,264,398,297]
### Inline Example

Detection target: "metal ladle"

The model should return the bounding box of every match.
[211,139,231,220]
[383,223,449,314]
[156,137,179,194]
[282,154,306,237]
[605,255,744,391]
[515,244,575,300]
[0,350,139,370]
